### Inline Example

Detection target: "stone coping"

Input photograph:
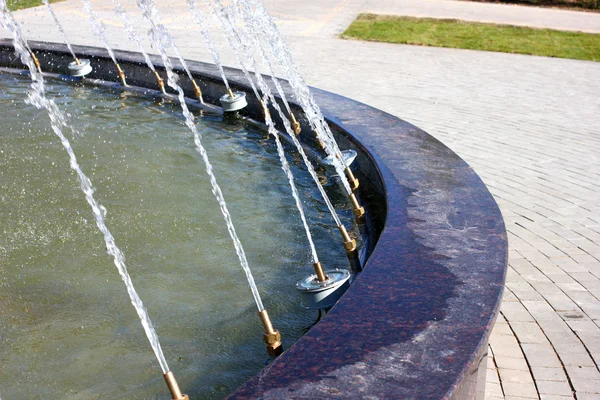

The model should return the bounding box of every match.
[0,40,507,399]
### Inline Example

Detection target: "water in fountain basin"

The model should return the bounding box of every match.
[203,0,321,264]
[0,2,171,375]
[0,72,354,399]
[136,0,266,312]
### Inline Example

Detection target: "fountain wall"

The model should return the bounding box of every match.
[0,40,507,399]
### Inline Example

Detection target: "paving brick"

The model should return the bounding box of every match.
[511,321,547,344]
[531,366,568,382]
[565,366,600,381]
[485,381,504,398]
[572,379,600,394]
[521,343,562,368]
[503,302,536,322]
[508,281,545,301]
[495,355,531,372]
[505,397,541,400]
[558,351,597,368]
[577,394,600,400]
[503,381,539,399]
[490,335,522,357]
[536,379,574,396]
[499,368,536,384]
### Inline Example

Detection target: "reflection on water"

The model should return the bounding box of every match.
[0,73,355,399]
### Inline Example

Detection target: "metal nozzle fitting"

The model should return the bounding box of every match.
[338,224,357,254]
[192,79,204,103]
[258,310,283,357]
[349,193,365,220]
[345,167,359,191]
[163,371,189,400]
[30,52,42,73]
[154,71,166,94]
[290,113,301,135]
[74,57,81,66]
[312,132,326,149]
[260,100,271,121]
[227,87,235,99]
[313,261,327,282]
[116,63,127,87]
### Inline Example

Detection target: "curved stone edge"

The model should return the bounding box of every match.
[0,40,508,399]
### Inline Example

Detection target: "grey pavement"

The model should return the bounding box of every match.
[2,0,600,398]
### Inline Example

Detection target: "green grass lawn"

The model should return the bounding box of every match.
[342,14,600,61]
[7,0,61,11]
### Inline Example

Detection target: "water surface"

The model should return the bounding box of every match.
[0,73,355,399]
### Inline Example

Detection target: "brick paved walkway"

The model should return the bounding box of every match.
[2,1,600,398]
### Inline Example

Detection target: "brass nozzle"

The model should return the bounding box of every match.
[163,371,189,400]
[116,63,127,87]
[153,71,166,94]
[30,52,42,73]
[349,192,365,220]
[317,138,325,150]
[338,224,357,255]
[191,79,204,103]
[227,87,235,99]
[312,131,325,149]
[345,167,359,191]
[260,100,271,121]
[258,309,283,357]
[313,261,327,282]
[290,113,301,135]
[74,57,81,66]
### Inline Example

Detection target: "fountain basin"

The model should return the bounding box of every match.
[0,40,507,400]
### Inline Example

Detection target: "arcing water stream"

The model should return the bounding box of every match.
[135,0,266,311]
[187,0,233,93]
[207,0,344,229]
[41,0,78,62]
[111,0,163,90]
[199,0,322,265]
[0,0,170,374]
[236,0,354,195]
[81,0,118,66]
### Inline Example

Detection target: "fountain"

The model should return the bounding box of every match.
[0,0,507,399]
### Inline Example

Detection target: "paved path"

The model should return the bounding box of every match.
[2,1,600,399]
